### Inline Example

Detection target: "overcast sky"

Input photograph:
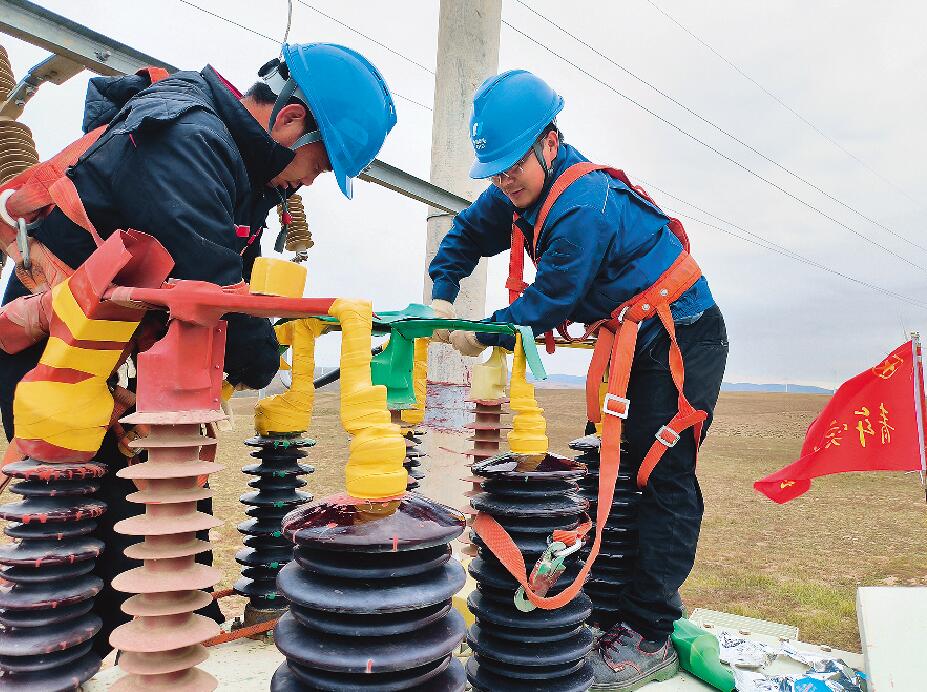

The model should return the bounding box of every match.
[3,0,926,387]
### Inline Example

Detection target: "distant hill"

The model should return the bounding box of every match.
[721,382,833,394]
[529,373,587,388]
[252,369,833,396]
[529,373,832,394]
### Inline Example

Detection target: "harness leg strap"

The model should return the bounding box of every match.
[635,303,708,488]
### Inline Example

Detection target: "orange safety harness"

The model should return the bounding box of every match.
[0,67,169,301]
[0,67,169,469]
[475,162,708,610]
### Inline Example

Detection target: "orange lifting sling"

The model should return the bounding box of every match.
[0,67,169,354]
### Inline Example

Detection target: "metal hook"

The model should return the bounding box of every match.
[16,217,30,270]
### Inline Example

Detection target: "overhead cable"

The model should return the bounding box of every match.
[177,0,433,111]
[500,18,927,274]
[638,176,927,308]
[633,175,927,309]
[514,0,927,254]
[296,1,436,75]
[667,205,927,310]
[643,0,920,207]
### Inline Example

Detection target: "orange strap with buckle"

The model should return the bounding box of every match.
[2,67,169,250]
[588,252,707,487]
[475,251,706,610]
[506,162,691,355]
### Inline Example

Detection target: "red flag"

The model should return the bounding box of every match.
[755,341,926,503]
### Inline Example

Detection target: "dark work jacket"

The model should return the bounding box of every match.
[428,142,715,350]
[2,65,295,388]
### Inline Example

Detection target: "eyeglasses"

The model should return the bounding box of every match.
[490,149,534,185]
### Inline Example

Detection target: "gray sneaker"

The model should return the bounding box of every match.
[588,623,680,691]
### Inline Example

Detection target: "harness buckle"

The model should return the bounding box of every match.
[0,188,16,227]
[16,218,30,271]
[554,540,583,559]
[514,539,574,613]
[656,425,680,448]
[603,393,630,420]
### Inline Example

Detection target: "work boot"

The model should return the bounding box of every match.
[588,622,680,691]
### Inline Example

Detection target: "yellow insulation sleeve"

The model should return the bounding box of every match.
[507,332,549,455]
[329,299,408,499]
[470,346,508,401]
[14,279,139,456]
[254,319,326,435]
[400,337,429,426]
[15,379,115,453]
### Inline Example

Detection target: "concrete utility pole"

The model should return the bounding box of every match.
[421,0,502,507]
[425,0,502,373]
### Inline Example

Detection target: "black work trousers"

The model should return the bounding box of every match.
[615,305,728,641]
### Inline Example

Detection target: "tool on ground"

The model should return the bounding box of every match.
[672,618,736,692]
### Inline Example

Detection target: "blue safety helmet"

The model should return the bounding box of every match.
[468,70,564,179]
[261,43,398,198]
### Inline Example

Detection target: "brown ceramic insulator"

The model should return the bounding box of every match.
[0,121,39,185]
[461,400,508,535]
[464,400,509,464]
[278,193,313,261]
[0,45,15,103]
[109,422,224,691]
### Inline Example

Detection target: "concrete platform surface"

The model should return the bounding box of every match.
[84,615,863,690]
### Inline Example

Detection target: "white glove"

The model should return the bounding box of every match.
[449,330,488,357]
[431,299,456,343]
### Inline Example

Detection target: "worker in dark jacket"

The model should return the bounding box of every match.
[429,70,728,690]
[0,42,396,656]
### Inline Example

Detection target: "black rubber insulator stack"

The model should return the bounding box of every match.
[570,434,641,631]
[0,458,107,690]
[466,452,595,692]
[271,493,468,691]
[235,435,314,612]
[403,428,426,491]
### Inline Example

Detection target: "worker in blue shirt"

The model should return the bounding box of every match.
[429,70,728,690]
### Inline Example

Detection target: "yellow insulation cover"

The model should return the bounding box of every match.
[330,299,408,499]
[254,318,326,435]
[507,332,549,455]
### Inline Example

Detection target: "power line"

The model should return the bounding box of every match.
[643,0,920,207]
[671,207,927,310]
[179,0,278,42]
[514,0,927,254]
[500,18,927,275]
[647,180,927,310]
[177,0,432,111]
[296,1,435,75]
[629,177,927,308]
[649,194,927,310]
[636,176,815,263]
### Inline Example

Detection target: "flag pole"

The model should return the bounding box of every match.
[910,332,927,502]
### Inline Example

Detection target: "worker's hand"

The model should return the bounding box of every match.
[430,298,456,343]
[449,330,487,357]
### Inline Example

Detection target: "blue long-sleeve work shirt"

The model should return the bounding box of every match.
[429,142,715,350]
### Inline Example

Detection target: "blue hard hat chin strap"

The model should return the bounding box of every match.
[292,130,322,149]
[532,139,553,185]
[269,77,322,151]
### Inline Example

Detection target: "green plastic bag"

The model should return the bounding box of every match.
[672,618,736,692]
